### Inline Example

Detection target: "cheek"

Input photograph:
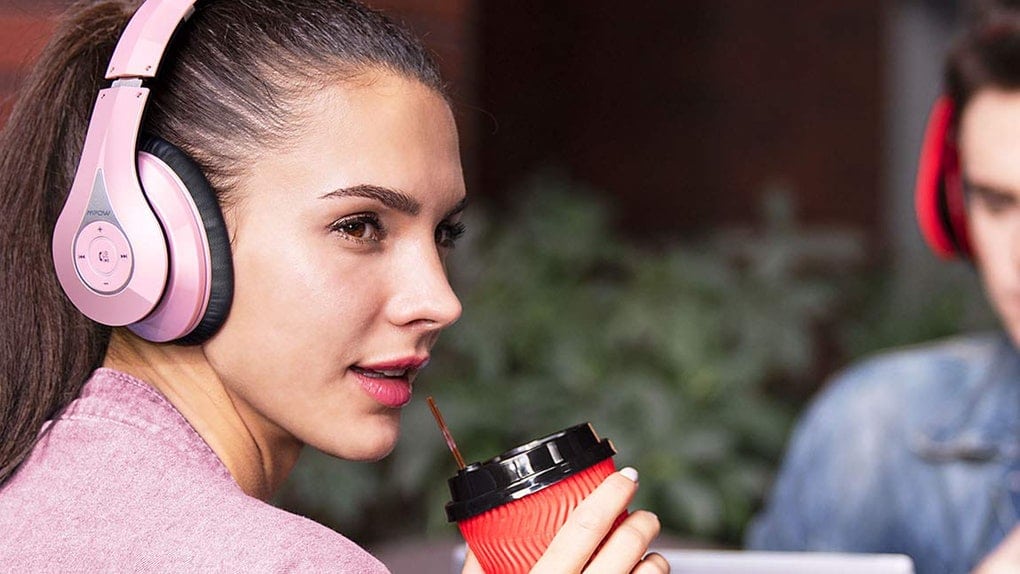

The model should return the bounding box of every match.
[207,230,384,386]
[970,208,997,256]
[970,211,1018,296]
[243,237,329,324]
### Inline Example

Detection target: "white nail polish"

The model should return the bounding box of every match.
[619,467,639,482]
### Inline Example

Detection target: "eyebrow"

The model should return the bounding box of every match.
[319,184,421,215]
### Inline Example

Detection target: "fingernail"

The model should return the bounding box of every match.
[619,467,639,483]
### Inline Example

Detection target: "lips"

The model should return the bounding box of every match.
[351,356,429,408]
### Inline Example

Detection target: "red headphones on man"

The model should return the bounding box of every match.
[51,0,233,345]
[915,95,974,259]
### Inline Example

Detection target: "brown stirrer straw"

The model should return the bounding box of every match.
[426,396,466,470]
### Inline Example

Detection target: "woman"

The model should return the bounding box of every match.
[0,0,668,571]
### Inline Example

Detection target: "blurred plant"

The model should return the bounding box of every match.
[277,173,864,546]
[837,264,997,361]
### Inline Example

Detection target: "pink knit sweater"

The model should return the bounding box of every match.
[0,368,389,572]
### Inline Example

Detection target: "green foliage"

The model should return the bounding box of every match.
[278,174,864,546]
[838,265,997,361]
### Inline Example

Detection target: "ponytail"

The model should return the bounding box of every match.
[0,1,137,484]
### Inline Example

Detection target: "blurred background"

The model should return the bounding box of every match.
[0,0,1000,569]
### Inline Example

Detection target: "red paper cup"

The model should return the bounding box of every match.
[445,424,625,574]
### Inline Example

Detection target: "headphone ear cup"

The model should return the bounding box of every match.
[129,134,233,344]
[915,96,973,259]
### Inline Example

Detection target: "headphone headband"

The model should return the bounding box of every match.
[107,0,196,80]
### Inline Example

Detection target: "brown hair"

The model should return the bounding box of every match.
[0,0,445,485]
[946,0,1020,114]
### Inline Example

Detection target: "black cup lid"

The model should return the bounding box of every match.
[445,422,616,522]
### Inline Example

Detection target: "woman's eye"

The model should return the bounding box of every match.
[435,221,467,248]
[330,215,385,243]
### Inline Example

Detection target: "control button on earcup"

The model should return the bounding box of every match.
[74,221,134,294]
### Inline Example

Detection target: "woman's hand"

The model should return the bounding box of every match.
[461,468,669,573]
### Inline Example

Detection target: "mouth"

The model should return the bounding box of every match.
[350,356,430,408]
[350,366,413,379]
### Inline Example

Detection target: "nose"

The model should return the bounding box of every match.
[386,240,462,331]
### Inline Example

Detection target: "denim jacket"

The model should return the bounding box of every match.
[747,333,1020,574]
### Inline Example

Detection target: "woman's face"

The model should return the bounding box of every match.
[960,89,1020,347]
[203,71,465,461]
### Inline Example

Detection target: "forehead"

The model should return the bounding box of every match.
[243,70,464,206]
[959,89,1020,190]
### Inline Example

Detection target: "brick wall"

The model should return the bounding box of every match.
[0,2,61,123]
[477,1,883,239]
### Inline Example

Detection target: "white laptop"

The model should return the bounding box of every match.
[450,546,915,574]
[659,549,915,574]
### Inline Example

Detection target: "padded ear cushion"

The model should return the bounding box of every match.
[940,139,973,259]
[138,134,234,345]
[915,96,973,259]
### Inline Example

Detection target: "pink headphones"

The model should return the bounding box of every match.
[915,95,973,259]
[52,0,233,345]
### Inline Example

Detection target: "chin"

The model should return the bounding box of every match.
[319,417,402,462]
[343,441,398,462]
[1005,324,1020,351]
[994,301,1020,348]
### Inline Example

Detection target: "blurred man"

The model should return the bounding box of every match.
[749,2,1020,573]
